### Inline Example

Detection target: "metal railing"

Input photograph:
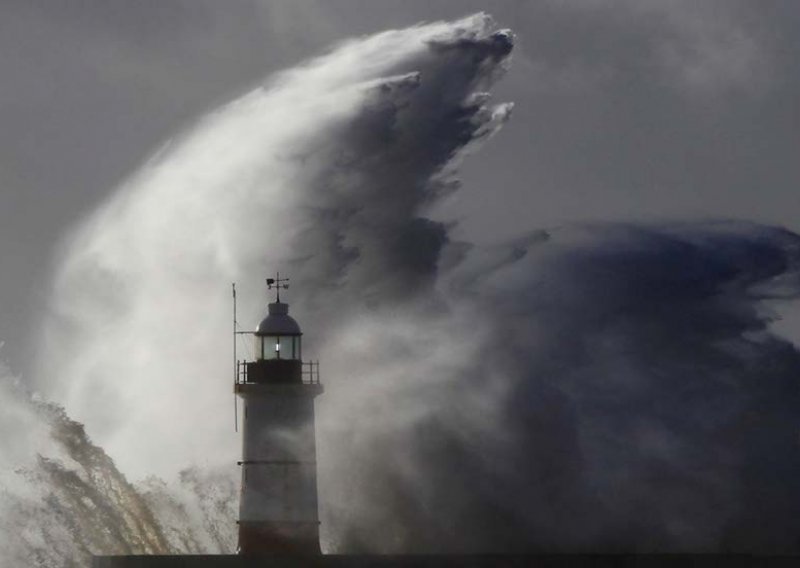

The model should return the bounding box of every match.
[235,359,321,386]
[236,360,248,385]
[302,360,321,385]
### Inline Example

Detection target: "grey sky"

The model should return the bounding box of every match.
[1,0,799,377]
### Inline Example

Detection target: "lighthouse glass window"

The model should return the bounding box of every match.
[260,335,300,360]
[279,336,294,359]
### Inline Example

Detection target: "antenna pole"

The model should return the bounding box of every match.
[233,283,238,433]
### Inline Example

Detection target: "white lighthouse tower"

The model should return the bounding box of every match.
[234,276,323,555]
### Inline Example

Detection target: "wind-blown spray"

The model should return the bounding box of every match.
[3,11,800,563]
[36,13,513,481]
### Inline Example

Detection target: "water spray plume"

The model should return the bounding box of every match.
[36,12,513,481]
[0,11,798,564]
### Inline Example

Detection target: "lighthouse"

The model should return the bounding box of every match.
[234,276,323,555]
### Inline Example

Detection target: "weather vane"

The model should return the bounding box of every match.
[266,272,290,302]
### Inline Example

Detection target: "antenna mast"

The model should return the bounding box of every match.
[233,282,238,432]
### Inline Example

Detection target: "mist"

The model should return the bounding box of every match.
[1,11,799,563]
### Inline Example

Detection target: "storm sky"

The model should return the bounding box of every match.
[2,1,800,377]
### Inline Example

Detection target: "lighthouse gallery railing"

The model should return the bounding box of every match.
[235,359,320,386]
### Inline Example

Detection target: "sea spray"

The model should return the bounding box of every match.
[0,364,237,565]
[36,13,514,482]
[4,11,800,560]
[14,13,516,560]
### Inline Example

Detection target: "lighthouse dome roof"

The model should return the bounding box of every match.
[255,302,301,335]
